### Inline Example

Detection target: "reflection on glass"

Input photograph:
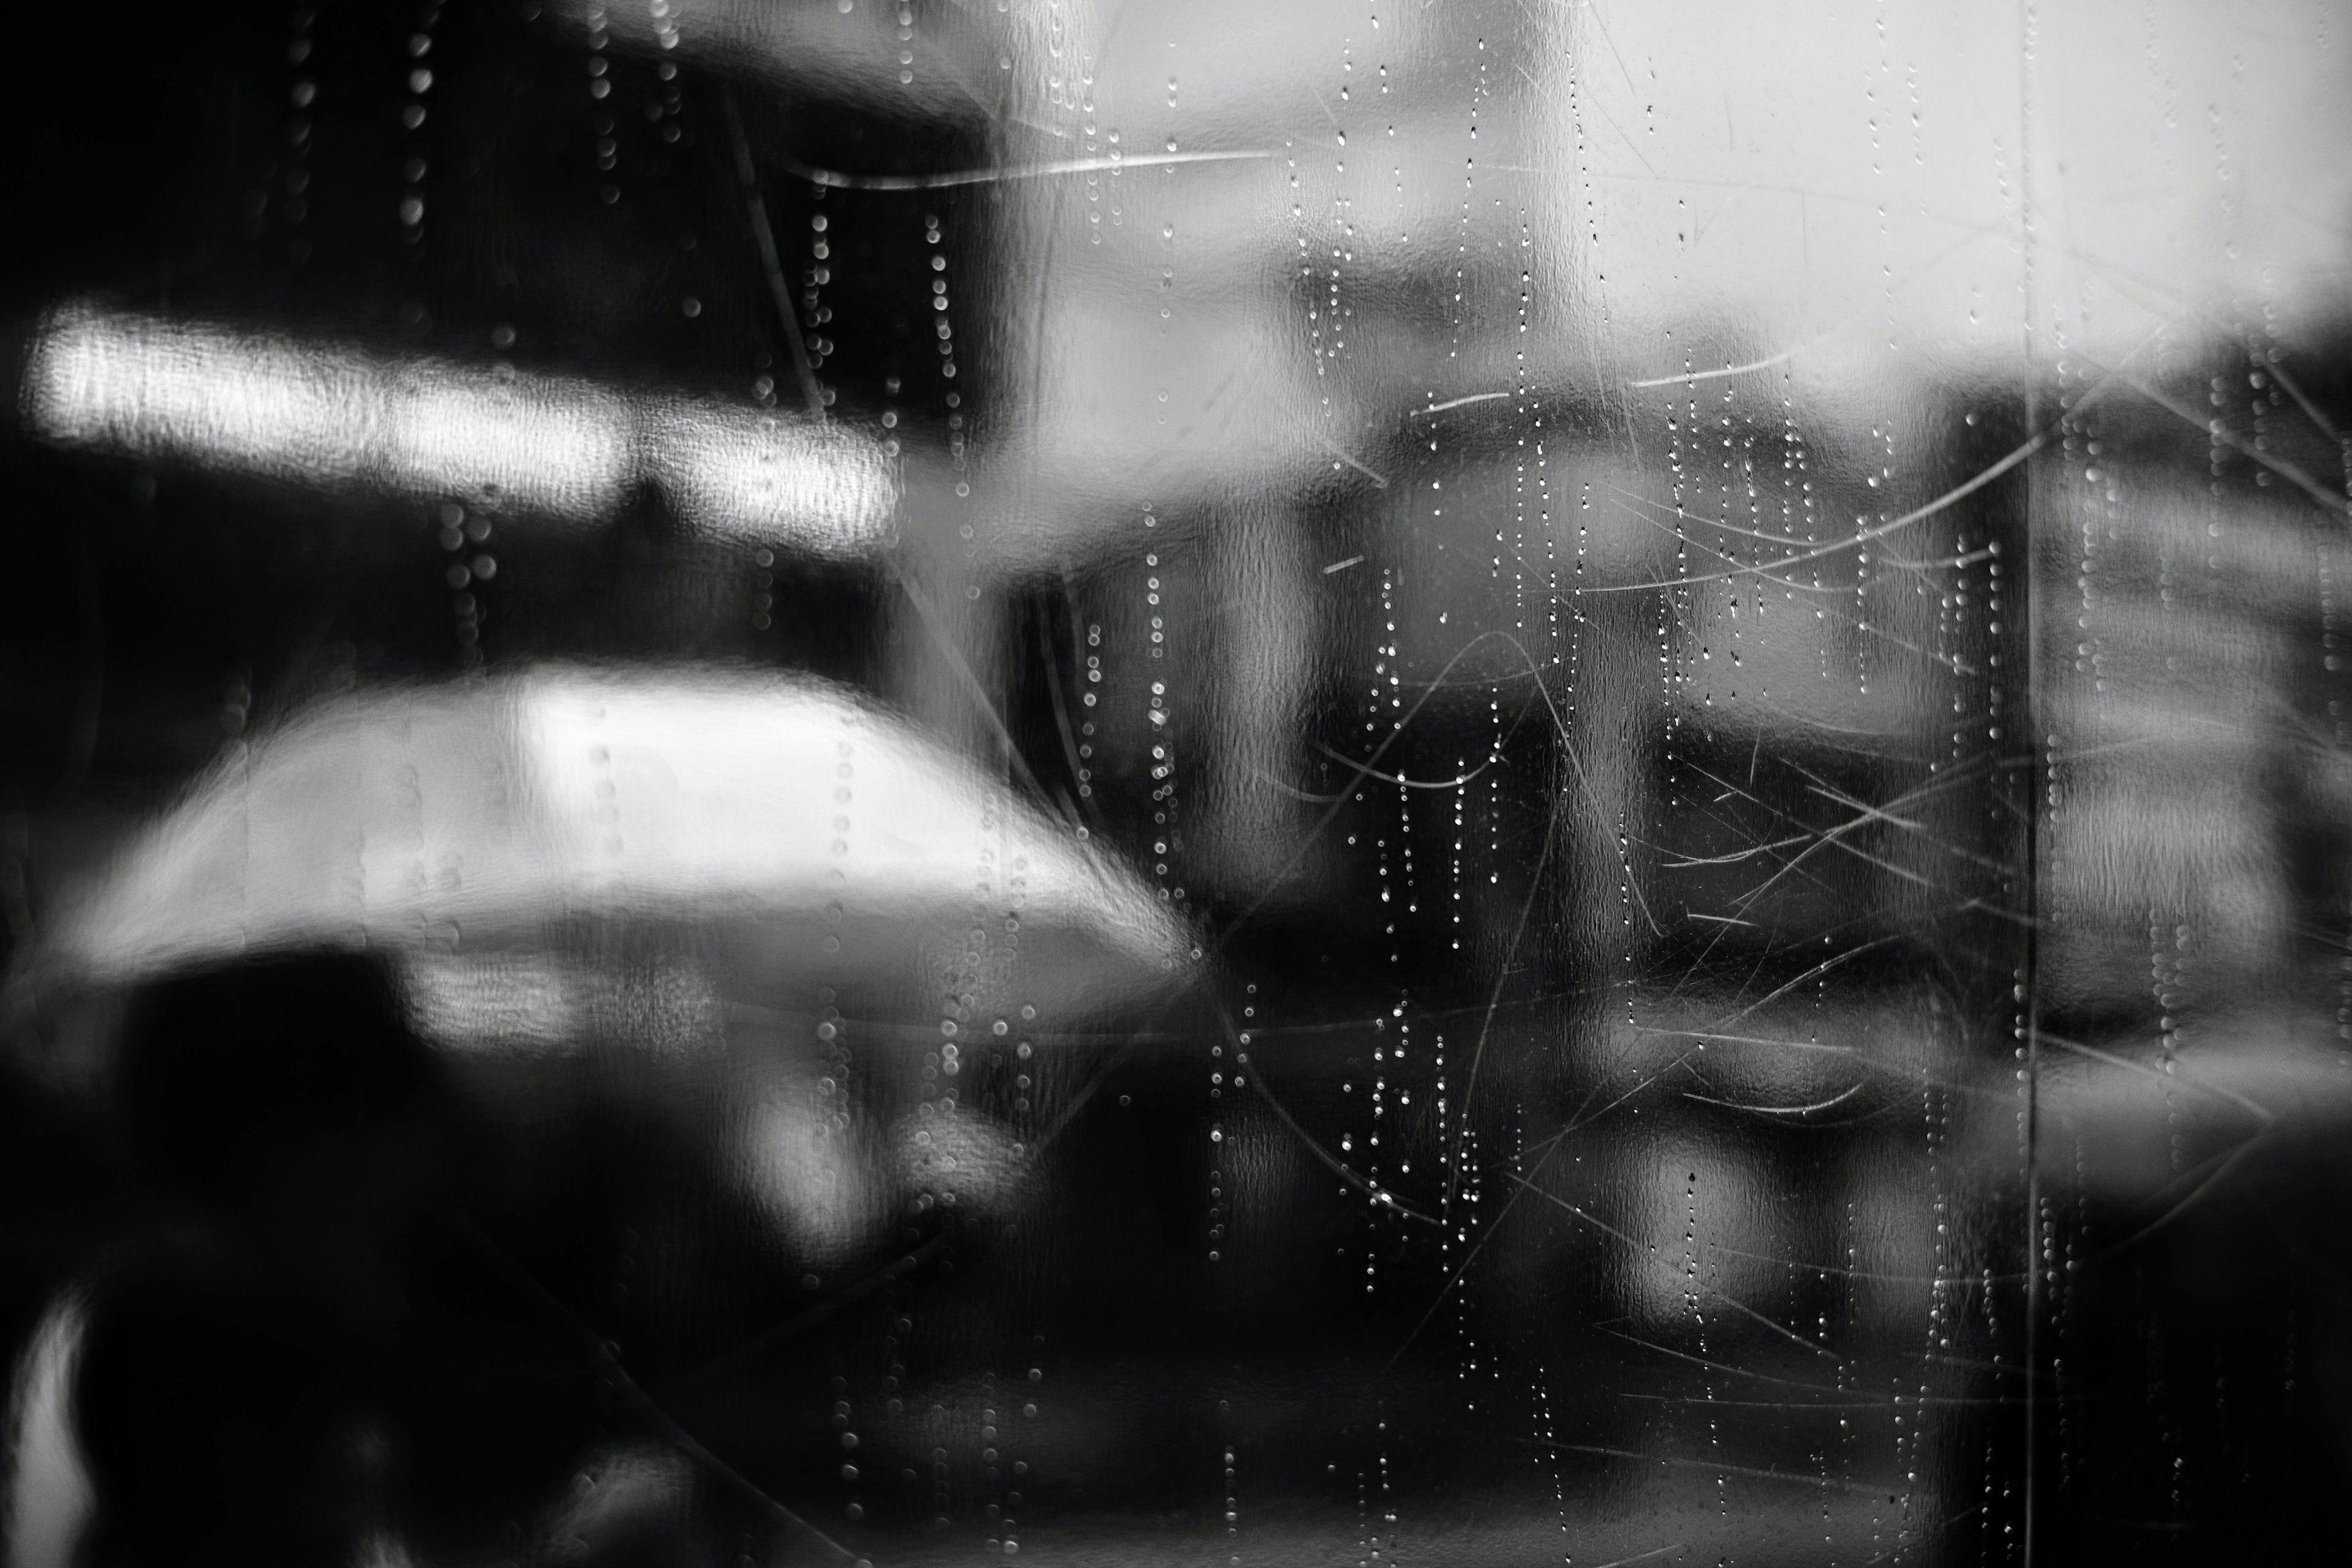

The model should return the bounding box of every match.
[4,2,2350,1566]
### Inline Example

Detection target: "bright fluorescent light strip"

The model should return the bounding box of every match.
[21,303,896,558]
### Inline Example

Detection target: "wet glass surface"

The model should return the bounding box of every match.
[5,2,2352,1564]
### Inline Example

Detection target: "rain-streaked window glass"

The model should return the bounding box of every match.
[5,2,2350,1564]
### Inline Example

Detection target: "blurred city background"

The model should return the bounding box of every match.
[4,1,2352,1565]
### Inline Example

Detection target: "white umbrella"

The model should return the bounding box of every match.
[11,663,1189,1050]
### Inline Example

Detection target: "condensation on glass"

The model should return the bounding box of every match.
[3,2,2350,1566]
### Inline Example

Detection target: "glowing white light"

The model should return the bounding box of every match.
[19,303,895,557]
[639,397,896,556]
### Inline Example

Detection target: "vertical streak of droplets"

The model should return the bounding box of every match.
[2015,0,2045,1561]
